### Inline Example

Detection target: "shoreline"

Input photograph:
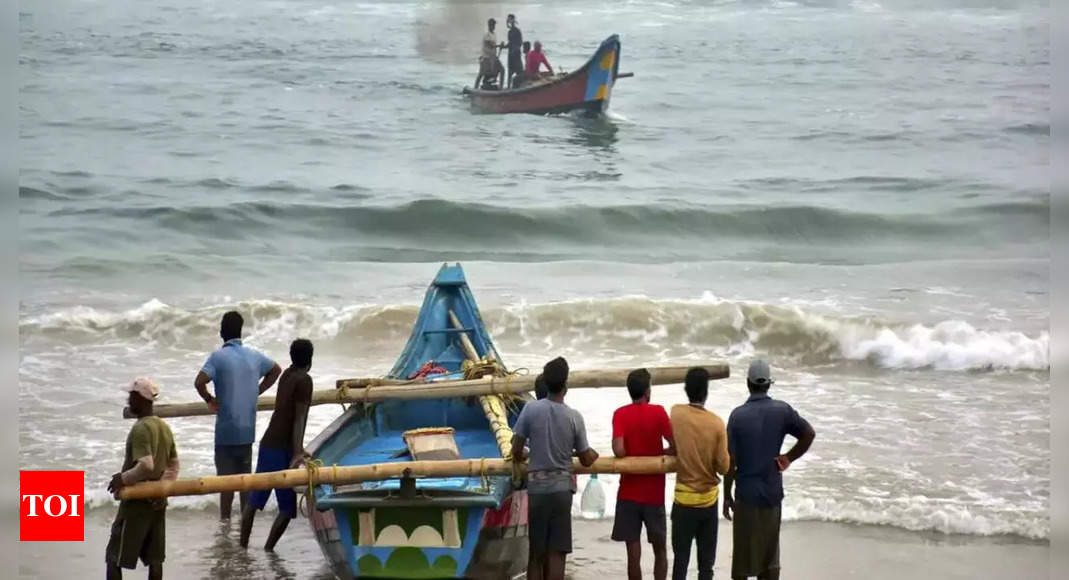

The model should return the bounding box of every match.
[19,508,1049,579]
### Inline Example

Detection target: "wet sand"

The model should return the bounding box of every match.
[19,509,1048,579]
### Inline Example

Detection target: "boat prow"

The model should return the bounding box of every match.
[305,264,530,580]
[466,35,623,116]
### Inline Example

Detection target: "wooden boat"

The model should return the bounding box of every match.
[305,264,530,579]
[463,35,624,115]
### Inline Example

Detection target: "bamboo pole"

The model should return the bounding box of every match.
[119,455,678,500]
[448,309,515,460]
[132,364,730,419]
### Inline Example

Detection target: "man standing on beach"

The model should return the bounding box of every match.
[669,367,730,580]
[511,356,599,580]
[240,338,314,550]
[106,378,179,580]
[611,368,674,580]
[723,360,815,580]
[194,311,281,520]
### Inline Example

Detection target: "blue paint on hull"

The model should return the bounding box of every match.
[306,264,529,579]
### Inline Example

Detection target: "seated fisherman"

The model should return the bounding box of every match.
[525,40,554,81]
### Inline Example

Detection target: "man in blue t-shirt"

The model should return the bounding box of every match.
[723,359,815,580]
[194,311,281,520]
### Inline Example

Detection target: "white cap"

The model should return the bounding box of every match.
[124,377,160,401]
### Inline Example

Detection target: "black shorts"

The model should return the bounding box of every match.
[214,443,252,476]
[106,501,166,569]
[528,491,573,554]
[611,499,667,543]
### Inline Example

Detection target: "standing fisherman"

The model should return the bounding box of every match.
[240,339,315,550]
[611,368,674,580]
[505,14,524,87]
[724,360,816,580]
[511,357,599,580]
[194,311,281,520]
[106,378,180,580]
[669,367,730,580]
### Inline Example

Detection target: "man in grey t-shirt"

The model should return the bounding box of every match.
[512,356,599,580]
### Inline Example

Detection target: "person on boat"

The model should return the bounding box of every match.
[106,378,179,580]
[239,338,314,551]
[194,311,282,521]
[505,14,524,88]
[612,368,675,580]
[525,40,554,82]
[475,17,505,89]
[534,372,548,400]
[511,356,599,580]
[669,367,730,580]
[723,360,816,580]
[512,41,532,88]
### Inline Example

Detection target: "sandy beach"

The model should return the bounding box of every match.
[19,508,1048,579]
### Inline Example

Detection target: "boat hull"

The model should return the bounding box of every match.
[309,490,529,579]
[465,35,620,115]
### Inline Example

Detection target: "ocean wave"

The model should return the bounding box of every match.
[783,496,1048,539]
[21,297,1049,372]
[42,198,1050,251]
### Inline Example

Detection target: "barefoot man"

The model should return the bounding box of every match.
[240,338,315,550]
[723,360,816,580]
[511,357,599,580]
[106,378,179,580]
[194,311,281,520]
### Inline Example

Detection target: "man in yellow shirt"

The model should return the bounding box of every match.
[669,368,730,580]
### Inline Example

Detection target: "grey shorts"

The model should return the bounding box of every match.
[528,491,573,554]
[611,499,667,543]
[214,443,252,476]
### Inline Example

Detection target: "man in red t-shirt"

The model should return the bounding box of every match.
[525,40,554,81]
[612,368,675,580]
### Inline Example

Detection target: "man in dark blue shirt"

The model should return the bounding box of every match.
[723,360,815,580]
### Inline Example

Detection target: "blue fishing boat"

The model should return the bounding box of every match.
[305,264,530,579]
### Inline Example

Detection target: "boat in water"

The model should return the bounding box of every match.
[462,35,625,116]
[305,264,530,579]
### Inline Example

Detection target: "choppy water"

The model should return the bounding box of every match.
[19,0,1049,572]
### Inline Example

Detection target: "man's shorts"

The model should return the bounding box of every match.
[214,443,252,476]
[611,498,667,543]
[528,491,573,554]
[248,445,297,517]
[731,499,782,578]
[106,501,165,569]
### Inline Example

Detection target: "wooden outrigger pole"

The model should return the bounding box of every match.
[123,363,730,419]
[119,456,678,500]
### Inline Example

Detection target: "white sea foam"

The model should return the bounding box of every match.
[21,297,1050,372]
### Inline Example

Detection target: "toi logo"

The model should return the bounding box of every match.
[20,471,85,541]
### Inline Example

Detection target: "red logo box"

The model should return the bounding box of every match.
[20,471,85,541]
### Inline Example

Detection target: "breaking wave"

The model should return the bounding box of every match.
[21,296,1049,372]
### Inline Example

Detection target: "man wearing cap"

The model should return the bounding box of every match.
[106,378,179,580]
[511,356,599,580]
[723,360,815,580]
[194,310,281,520]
